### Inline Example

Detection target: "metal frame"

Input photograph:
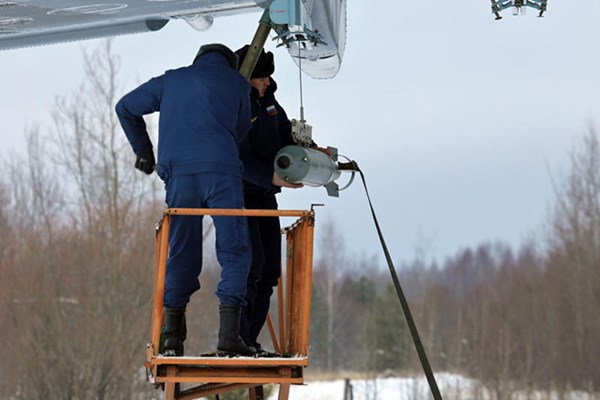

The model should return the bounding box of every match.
[144,208,316,400]
[491,0,548,19]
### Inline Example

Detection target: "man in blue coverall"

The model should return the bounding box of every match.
[115,43,256,357]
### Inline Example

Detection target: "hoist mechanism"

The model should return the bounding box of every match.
[491,0,548,20]
[269,0,327,48]
[239,0,330,81]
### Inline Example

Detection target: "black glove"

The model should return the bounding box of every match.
[134,150,156,175]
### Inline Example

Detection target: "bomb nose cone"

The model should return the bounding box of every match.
[277,155,291,170]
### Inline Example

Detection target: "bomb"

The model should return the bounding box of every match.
[274,145,356,197]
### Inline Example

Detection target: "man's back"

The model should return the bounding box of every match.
[115,51,251,180]
[158,53,251,176]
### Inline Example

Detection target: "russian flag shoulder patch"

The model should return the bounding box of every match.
[266,105,278,116]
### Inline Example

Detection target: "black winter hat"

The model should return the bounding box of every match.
[235,45,275,78]
[194,43,238,69]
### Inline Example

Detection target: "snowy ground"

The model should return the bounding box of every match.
[265,373,598,400]
[266,373,466,400]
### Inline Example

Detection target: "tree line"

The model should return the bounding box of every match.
[0,41,598,399]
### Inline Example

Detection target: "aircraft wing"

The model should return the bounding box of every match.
[0,0,346,79]
[0,1,263,50]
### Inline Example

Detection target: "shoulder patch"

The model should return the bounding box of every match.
[266,105,278,116]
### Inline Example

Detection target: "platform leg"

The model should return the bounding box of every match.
[278,383,290,400]
[249,385,264,400]
[163,365,178,400]
[164,383,176,400]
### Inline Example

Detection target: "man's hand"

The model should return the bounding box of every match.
[272,171,303,189]
[135,150,156,175]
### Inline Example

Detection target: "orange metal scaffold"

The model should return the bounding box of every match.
[145,208,316,400]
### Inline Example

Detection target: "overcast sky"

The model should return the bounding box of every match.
[2,0,600,265]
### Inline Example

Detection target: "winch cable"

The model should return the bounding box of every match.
[338,161,444,400]
[297,43,306,122]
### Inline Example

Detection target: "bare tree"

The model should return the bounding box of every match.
[1,39,165,399]
[545,128,600,390]
[51,39,160,245]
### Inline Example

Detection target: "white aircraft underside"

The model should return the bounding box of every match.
[0,0,346,78]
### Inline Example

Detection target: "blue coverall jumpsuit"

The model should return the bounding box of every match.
[115,52,252,308]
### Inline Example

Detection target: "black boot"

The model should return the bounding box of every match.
[160,307,186,356]
[217,305,257,357]
[252,342,283,358]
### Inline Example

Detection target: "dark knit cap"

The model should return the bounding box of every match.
[193,43,238,69]
[235,45,275,78]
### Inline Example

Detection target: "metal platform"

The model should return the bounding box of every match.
[145,208,316,400]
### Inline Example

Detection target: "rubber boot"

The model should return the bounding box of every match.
[161,307,186,356]
[217,305,257,357]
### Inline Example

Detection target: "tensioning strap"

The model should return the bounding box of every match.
[343,160,443,400]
